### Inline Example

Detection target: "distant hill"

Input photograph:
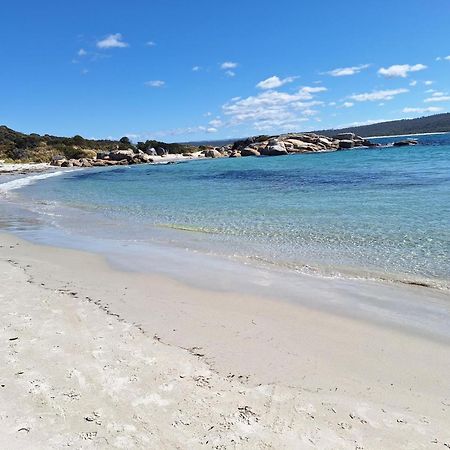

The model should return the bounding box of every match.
[0,126,196,162]
[185,113,450,147]
[314,113,450,138]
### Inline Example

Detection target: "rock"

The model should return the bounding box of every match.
[51,158,66,167]
[362,139,379,147]
[93,160,107,167]
[241,147,260,157]
[109,150,135,161]
[393,139,418,147]
[333,132,356,140]
[96,151,110,160]
[139,154,153,163]
[203,149,223,158]
[80,158,92,167]
[229,152,241,158]
[338,140,355,149]
[70,159,83,167]
[144,147,157,156]
[156,147,168,156]
[260,145,288,156]
[61,160,73,168]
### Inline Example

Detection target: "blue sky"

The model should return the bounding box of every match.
[1,0,450,142]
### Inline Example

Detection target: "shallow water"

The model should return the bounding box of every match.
[1,133,449,289]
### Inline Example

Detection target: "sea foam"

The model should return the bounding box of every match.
[0,170,72,194]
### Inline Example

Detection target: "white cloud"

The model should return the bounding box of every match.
[403,107,443,113]
[206,127,218,133]
[144,80,165,88]
[225,70,235,77]
[146,41,156,47]
[256,75,296,90]
[209,118,222,127]
[326,64,370,77]
[192,66,201,71]
[437,55,450,61]
[424,95,450,103]
[222,86,326,132]
[349,88,409,102]
[431,91,445,97]
[409,80,417,86]
[221,61,238,70]
[342,102,354,108]
[424,80,433,85]
[446,56,450,61]
[78,48,87,56]
[97,33,128,49]
[378,64,427,78]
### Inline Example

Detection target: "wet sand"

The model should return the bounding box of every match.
[1,232,450,448]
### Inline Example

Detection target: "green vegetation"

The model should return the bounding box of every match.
[136,140,197,154]
[0,126,197,162]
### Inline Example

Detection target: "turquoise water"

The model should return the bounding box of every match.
[2,133,450,289]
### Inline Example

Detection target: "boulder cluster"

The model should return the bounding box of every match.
[50,147,171,168]
[199,132,378,158]
[50,132,381,167]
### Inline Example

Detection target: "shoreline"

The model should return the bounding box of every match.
[366,131,450,139]
[1,231,450,447]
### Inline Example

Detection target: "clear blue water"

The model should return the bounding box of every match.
[1,133,450,289]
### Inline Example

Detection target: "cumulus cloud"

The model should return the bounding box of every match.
[146,41,156,47]
[192,66,201,71]
[446,56,450,61]
[342,102,354,108]
[424,80,433,86]
[349,88,409,102]
[221,61,238,70]
[225,70,235,77]
[409,80,417,86]
[256,76,296,90]
[97,33,128,49]
[78,48,87,56]
[222,86,326,132]
[144,80,165,88]
[403,107,443,113]
[378,64,426,78]
[326,64,370,77]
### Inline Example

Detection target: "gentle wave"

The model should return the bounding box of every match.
[0,170,75,194]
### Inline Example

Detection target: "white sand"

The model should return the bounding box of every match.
[0,162,51,174]
[1,233,449,449]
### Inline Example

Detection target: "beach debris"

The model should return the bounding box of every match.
[237,406,259,425]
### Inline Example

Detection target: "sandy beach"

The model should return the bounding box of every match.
[1,231,449,449]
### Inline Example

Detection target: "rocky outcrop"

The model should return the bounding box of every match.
[393,139,418,147]
[51,147,155,168]
[241,147,260,157]
[49,131,386,169]
[338,140,354,149]
[202,149,223,158]
[227,132,375,157]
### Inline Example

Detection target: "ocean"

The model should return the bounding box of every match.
[1,133,449,290]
